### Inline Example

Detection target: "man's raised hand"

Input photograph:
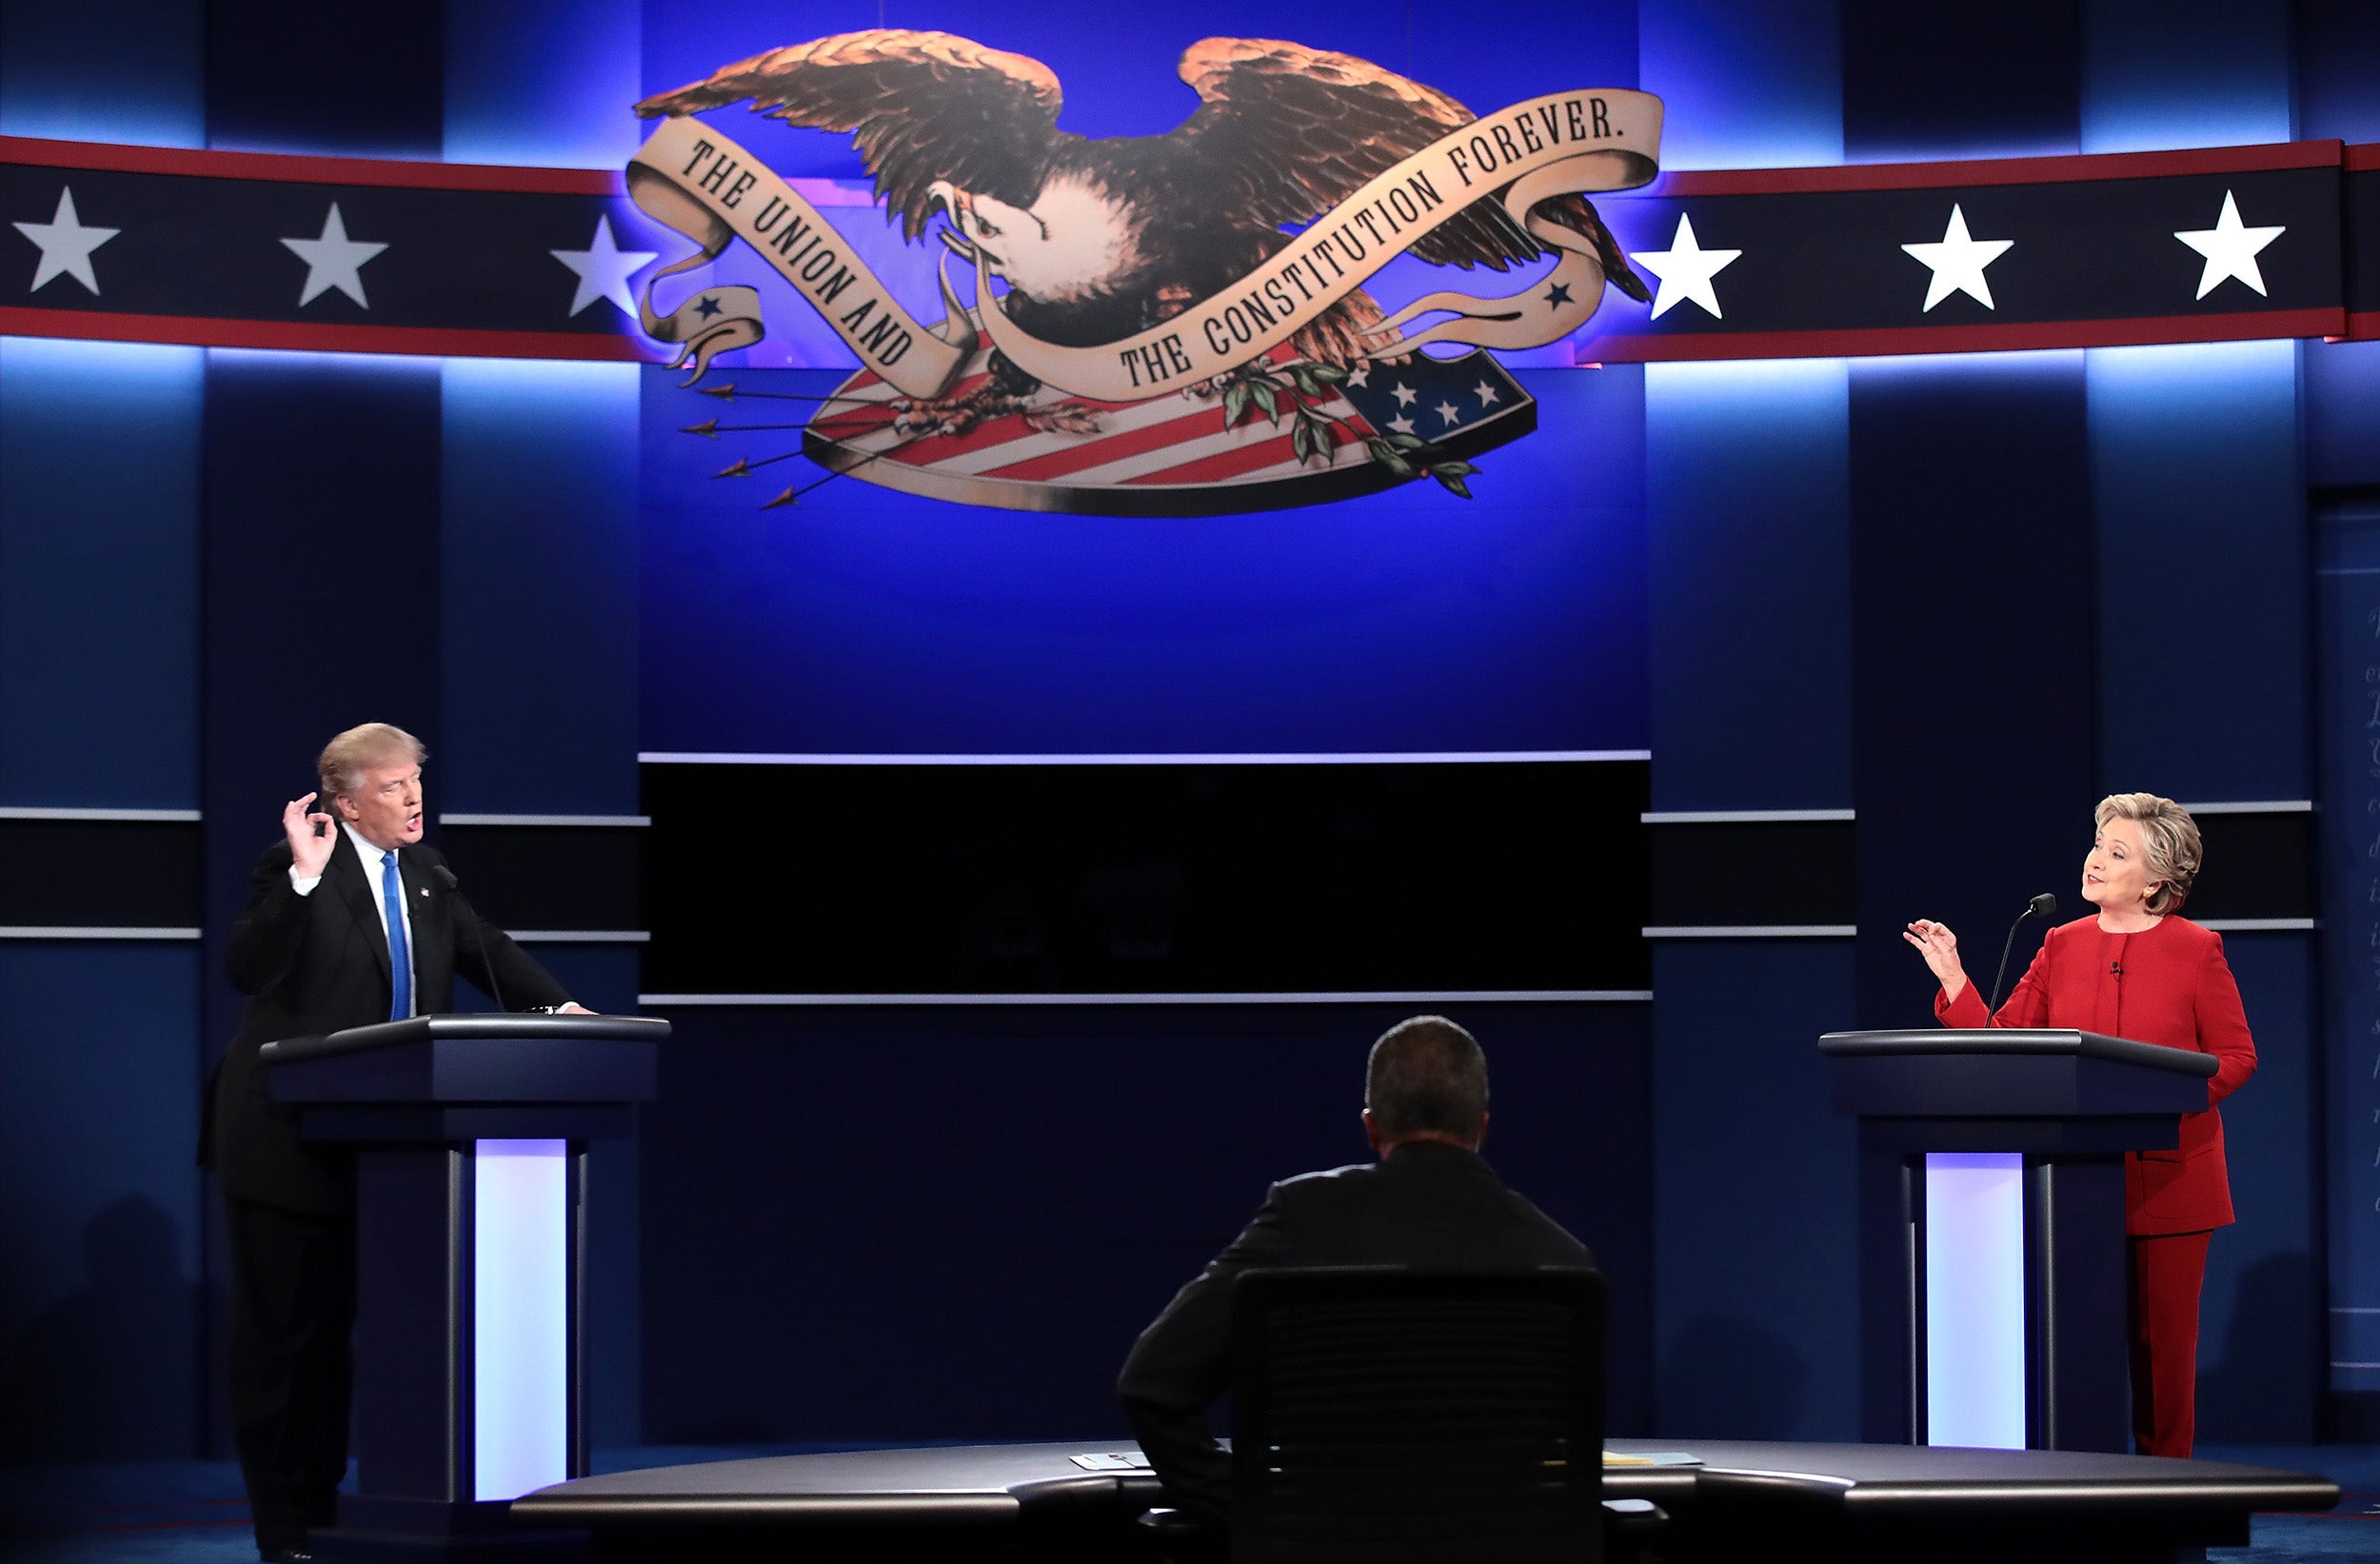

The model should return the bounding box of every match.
[284,792,337,881]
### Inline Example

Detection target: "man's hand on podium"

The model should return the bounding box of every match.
[558,1002,595,1015]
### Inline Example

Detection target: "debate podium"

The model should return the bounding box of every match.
[1818,1028,2213,1455]
[263,1013,667,1561]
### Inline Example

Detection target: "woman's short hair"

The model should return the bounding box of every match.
[318,723,426,801]
[2095,793,2201,916]
[1365,1016,1490,1141]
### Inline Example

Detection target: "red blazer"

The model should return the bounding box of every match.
[1936,915,2256,1235]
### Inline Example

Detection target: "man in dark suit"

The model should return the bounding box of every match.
[201,723,582,1562]
[1117,1016,1595,1524]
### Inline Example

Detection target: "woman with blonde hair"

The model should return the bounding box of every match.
[1902,793,2257,1457]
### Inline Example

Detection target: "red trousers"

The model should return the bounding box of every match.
[2126,1230,2211,1457]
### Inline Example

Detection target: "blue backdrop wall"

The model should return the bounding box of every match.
[638,366,1649,757]
[3,0,2379,1463]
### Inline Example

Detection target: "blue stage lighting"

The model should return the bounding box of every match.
[1925,1152,2028,1450]
[473,1138,570,1500]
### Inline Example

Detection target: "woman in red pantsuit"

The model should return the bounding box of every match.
[1904,793,2256,1457]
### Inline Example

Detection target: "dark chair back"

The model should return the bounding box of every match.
[1229,1267,1605,1564]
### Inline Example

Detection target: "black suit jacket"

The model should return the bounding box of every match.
[201,831,572,1214]
[1116,1141,1596,1519]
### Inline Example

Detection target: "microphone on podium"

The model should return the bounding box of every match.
[1983,893,2057,1024]
[431,863,508,1015]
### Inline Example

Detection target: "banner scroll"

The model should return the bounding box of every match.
[627,87,1660,401]
[979,88,1660,401]
[627,116,978,391]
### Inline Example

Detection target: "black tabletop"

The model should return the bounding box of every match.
[512,1437,2338,1529]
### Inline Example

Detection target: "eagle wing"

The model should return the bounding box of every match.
[634,30,1066,241]
[1171,38,1645,295]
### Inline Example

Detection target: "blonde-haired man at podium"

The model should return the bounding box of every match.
[200,723,582,1563]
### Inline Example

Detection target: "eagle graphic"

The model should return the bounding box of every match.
[635,31,1648,435]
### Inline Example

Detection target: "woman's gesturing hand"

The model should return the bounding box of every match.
[1902,919,1969,1000]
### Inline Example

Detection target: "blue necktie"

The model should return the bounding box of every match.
[382,850,412,1020]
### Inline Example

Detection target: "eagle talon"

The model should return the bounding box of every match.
[1022,401,1102,436]
[891,384,1026,440]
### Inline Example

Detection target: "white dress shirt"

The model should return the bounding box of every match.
[289,822,419,1016]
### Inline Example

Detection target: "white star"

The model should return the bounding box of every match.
[1473,380,1500,406]
[281,203,387,307]
[1390,381,1418,406]
[551,214,658,318]
[1344,361,1370,388]
[1629,212,1742,321]
[1387,414,1416,435]
[13,188,118,295]
[1900,204,2013,312]
[1435,400,1461,426]
[2173,190,2285,301]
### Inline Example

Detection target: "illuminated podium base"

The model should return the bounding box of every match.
[266,1015,666,1561]
[1819,1029,2212,1454]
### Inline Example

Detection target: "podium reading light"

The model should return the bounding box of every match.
[474,1138,569,1499]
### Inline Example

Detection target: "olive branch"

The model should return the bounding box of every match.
[1361,431,1480,499]
[1216,359,1483,498]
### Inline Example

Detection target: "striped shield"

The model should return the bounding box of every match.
[791,332,1537,517]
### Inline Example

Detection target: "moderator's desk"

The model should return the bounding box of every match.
[514,1438,2338,1563]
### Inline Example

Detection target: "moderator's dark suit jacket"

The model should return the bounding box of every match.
[201,831,571,1214]
[1116,1140,1597,1519]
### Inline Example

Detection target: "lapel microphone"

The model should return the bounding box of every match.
[1983,893,2058,1024]
[429,863,508,1016]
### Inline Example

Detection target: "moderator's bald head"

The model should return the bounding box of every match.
[1365,1016,1489,1144]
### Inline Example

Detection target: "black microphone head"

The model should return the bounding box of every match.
[431,864,459,892]
[2028,893,2057,918]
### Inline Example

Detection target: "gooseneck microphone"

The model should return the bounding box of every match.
[430,863,509,1016]
[1983,893,2058,1024]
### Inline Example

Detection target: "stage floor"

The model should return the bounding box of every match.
[2,1443,2373,1564]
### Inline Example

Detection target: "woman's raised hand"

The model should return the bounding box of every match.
[1902,919,1968,999]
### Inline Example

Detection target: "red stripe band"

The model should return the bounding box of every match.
[0,133,620,194]
[982,405,1227,482]
[1126,431,1304,485]
[1660,139,2347,198]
